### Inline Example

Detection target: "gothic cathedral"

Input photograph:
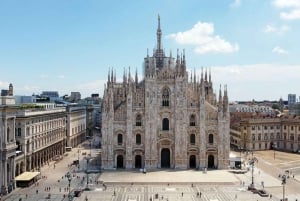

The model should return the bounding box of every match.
[101,16,230,170]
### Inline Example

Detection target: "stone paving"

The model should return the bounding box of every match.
[2,144,300,201]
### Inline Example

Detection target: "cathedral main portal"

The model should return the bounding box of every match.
[161,148,170,168]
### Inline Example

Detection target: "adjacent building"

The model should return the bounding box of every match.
[0,98,90,195]
[288,94,296,105]
[0,104,17,195]
[230,112,300,152]
[101,16,230,170]
[14,104,66,177]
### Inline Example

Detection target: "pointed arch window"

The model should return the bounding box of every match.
[136,134,141,145]
[117,134,123,145]
[190,115,196,126]
[162,88,170,107]
[208,134,214,144]
[162,118,169,130]
[190,134,196,145]
[7,127,10,142]
[136,114,142,126]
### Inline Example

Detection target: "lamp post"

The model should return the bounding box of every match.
[77,149,80,169]
[85,157,90,190]
[66,172,72,200]
[248,151,258,189]
[239,146,242,169]
[281,174,286,201]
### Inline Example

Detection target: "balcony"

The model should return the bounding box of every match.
[206,143,217,150]
[158,129,173,139]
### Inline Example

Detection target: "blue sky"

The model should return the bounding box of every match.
[0,0,299,101]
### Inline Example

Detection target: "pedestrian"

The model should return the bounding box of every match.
[235,194,237,199]
[26,194,28,199]
[59,187,61,192]
[36,190,38,194]
[200,192,202,198]
[182,192,183,197]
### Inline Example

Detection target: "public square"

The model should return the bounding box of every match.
[2,140,300,201]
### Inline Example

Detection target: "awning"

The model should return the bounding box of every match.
[15,172,40,181]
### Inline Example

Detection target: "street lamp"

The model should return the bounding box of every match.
[85,157,91,191]
[248,151,258,189]
[281,174,287,201]
[77,149,80,169]
[66,172,72,200]
[238,146,242,169]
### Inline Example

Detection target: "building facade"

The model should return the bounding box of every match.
[66,105,86,148]
[101,17,230,170]
[14,104,66,177]
[230,113,300,152]
[0,105,17,195]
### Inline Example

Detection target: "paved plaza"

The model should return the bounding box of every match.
[2,142,300,201]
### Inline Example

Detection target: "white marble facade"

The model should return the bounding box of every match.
[101,16,230,170]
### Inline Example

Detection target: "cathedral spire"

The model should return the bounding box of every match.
[128,66,131,82]
[183,49,186,65]
[108,67,110,83]
[114,69,116,83]
[201,67,203,83]
[176,49,180,65]
[218,85,223,111]
[209,68,211,83]
[157,14,162,51]
[223,85,229,114]
[135,68,138,84]
[194,68,196,84]
[123,67,126,83]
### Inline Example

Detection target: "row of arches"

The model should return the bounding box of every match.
[114,149,216,169]
[15,140,65,176]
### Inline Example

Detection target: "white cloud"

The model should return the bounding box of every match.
[167,22,239,54]
[272,46,288,54]
[57,75,65,79]
[40,74,48,79]
[264,24,290,34]
[0,81,10,88]
[196,64,300,101]
[230,0,241,8]
[273,0,300,20]
[77,79,107,97]
[273,0,300,8]
[280,9,300,20]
